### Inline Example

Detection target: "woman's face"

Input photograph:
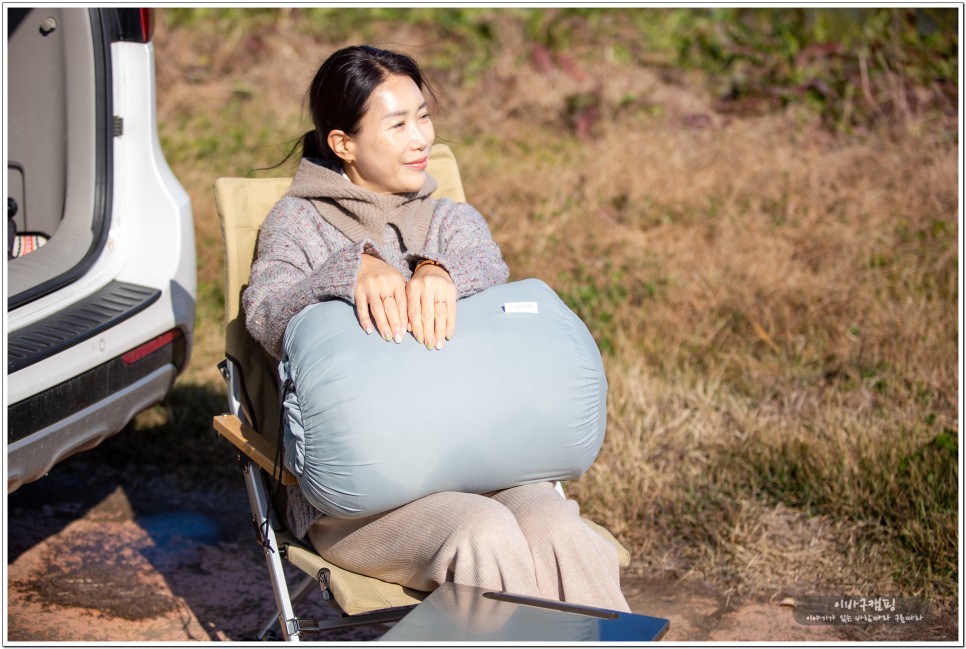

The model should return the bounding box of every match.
[340,74,435,194]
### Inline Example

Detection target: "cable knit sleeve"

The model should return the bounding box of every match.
[243,196,367,359]
[413,198,509,297]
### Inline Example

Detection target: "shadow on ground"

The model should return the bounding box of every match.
[6,381,376,641]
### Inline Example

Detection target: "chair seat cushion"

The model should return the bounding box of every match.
[280,279,608,518]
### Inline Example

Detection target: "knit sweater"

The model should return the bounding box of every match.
[242,158,510,538]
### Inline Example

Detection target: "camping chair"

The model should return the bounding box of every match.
[211,143,631,641]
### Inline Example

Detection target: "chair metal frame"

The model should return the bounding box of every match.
[214,379,420,641]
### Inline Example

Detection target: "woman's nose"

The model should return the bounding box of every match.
[411,123,430,148]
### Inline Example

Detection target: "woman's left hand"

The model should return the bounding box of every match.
[407,263,457,350]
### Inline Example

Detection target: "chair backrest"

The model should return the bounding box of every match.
[213,143,467,439]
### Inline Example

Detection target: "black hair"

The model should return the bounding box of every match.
[302,45,435,163]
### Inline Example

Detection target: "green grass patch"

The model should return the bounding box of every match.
[556,262,635,356]
[719,422,958,596]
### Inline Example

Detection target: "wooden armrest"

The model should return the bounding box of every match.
[213,414,298,486]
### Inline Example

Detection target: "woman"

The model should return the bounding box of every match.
[243,45,629,612]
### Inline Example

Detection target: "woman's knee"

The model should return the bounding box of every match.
[446,495,529,550]
[495,483,582,536]
[427,494,539,593]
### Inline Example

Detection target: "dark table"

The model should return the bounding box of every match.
[379,582,669,642]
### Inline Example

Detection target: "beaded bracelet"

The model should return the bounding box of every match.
[413,258,442,273]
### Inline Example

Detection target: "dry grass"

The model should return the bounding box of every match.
[150,8,959,623]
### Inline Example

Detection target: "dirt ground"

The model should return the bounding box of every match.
[4,450,883,645]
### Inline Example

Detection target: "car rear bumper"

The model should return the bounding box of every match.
[6,363,179,493]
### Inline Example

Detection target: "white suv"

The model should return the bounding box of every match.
[5,7,195,492]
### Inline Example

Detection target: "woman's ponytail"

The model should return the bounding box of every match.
[301,129,324,160]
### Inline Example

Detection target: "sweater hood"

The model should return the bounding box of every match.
[286,158,438,251]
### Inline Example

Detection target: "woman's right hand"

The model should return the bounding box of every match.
[354,254,408,342]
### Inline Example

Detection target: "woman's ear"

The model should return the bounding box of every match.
[327,130,355,164]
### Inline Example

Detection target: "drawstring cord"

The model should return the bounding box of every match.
[262,378,295,553]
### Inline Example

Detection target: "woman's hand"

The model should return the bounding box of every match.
[407,262,456,350]
[355,254,408,342]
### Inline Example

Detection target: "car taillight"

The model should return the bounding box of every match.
[122,329,182,365]
[117,7,154,43]
[138,8,155,42]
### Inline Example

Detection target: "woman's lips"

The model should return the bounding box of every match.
[404,157,428,170]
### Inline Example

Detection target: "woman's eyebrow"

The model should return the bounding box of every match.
[381,102,428,121]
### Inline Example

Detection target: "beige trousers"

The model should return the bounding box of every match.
[307,481,630,612]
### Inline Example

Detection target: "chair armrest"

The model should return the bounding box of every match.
[213,414,298,486]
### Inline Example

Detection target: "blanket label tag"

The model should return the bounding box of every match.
[503,301,539,314]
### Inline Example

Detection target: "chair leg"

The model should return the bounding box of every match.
[243,461,301,642]
[241,460,416,641]
[256,575,318,641]
[256,611,281,642]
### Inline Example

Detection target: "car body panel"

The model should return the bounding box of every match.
[5,8,195,492]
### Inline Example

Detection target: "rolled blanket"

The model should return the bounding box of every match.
[280,279,608,518]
